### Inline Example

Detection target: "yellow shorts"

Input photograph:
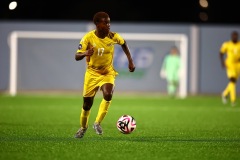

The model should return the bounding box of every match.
[83,67,118,97]
[225,61,240,79]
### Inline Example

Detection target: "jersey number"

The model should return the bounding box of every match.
[97,48,104,56]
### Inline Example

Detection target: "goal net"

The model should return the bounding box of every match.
[8,31,188,97]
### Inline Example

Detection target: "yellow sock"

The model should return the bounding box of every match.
[222,82,231,97]
[95,99,111,124]
[229,82,236,103]
[80,108,90,128]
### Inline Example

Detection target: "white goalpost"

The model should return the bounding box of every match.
[8,31,188,97]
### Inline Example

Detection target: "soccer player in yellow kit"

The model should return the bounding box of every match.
[74,12,135,138]
[220,31,240,106]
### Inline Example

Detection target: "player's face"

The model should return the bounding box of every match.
[170,48,178,55]
[231,32,238,43]
[97,17,110,37]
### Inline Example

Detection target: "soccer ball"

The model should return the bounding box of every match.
[116,115,136,134]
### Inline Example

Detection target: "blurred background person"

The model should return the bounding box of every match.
[160,46,181,97]
[220,31,240,107]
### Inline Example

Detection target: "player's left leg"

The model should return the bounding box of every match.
[230,63,240,106]
[222,64,237,105]
[222,81,231,104]
[167,81,175,96]
[94,83,114,135]
[167,71,179,97]
[228,64,239,106]
[222,81,236,105]
[229,78,237,106]
[173,71,180,96]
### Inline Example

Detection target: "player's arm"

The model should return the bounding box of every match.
[161,56,167,70]
[160,58,166,78]
[121,40,135,72]
[75,47,94,61]
[219,42,227,69]
[219,52,225,69]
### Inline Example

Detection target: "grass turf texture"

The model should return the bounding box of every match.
[0,93,240,160]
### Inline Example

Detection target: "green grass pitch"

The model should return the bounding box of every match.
[0,93,240,160]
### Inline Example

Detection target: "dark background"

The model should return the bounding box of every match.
[0,0,239,24]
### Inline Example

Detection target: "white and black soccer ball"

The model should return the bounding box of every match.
[116,115,136,134]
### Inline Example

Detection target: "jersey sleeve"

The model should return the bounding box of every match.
[76,34,89,53]
[220,42,228,54]
[113,32,125,45]
[161,55,168,70]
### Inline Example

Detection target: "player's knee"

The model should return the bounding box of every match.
[103,93,112,101]
[229,77,237,83]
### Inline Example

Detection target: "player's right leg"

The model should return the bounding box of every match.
[75,97,94,138]
[167,74,176,97]
[75,127,88,138]
[75,71,98,138]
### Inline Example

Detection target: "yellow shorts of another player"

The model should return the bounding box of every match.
[225,61,240,79]
[83,66,118,97]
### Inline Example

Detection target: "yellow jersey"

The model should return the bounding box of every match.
[76,30,125,73]
[220,41,240,64]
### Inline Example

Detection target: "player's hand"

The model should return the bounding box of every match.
[85,46,94,62]
[221,62,226,69]
[129,62,135,72]
[85,46,94,56]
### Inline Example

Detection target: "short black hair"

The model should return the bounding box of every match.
[93,12,109,25]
